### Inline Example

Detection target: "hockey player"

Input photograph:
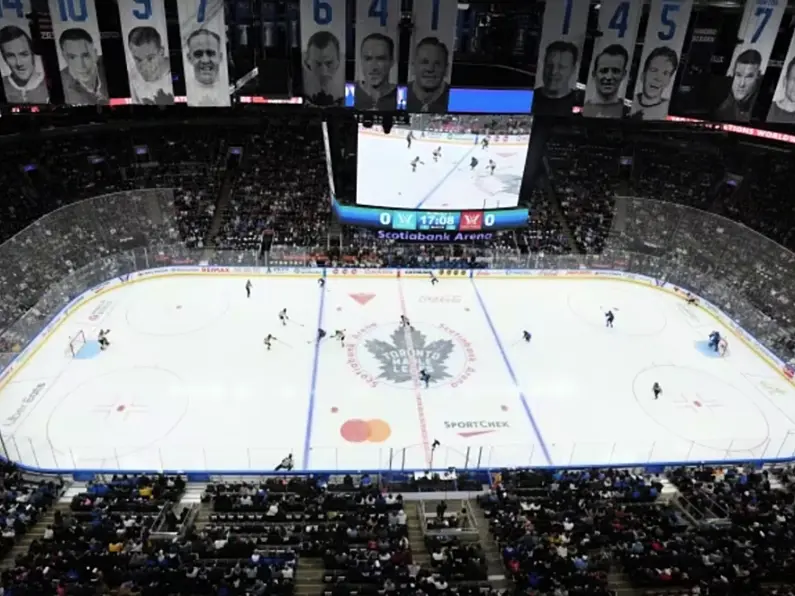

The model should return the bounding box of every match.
[279,308,289,326]
[245,279,252,298]
[429,272,439,286]
[653,382,662,400]
[275,452,293,471]
[264,334,276,351]
[318,278,325,288]
[317,328,327,342]
[522,330,532,343]
[685,293,697,305]
[432,147,442,162]
[469,156,479,171]
[406,130,414,149]
[332,329,346,346]
[605,310,615,328]
[98,329,111,350]
[709,331,721,352]
[400,315,412,329]
[419,369,431,388]
[411,156,424,173]
[487,159,496,175]
[481,137,489,150]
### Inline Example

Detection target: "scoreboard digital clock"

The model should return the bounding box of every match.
[332,198,529,236]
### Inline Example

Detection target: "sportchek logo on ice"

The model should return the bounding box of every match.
[445,420,510,438]
[419,295,461,304]
[347,322,475,388]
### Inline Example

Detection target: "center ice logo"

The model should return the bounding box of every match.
[347,323,476,389]
[475,172,522,198]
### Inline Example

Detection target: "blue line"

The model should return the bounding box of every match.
[302,270,327,470]
[415,146,477,209]
[470,278,552,465]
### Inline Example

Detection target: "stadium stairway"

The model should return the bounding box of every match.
[538,172,577,251]
[608,564,641,595]
[469,500,509,590]
[295,556,324,596]
[205,169,240,247]
[405,501,432,571]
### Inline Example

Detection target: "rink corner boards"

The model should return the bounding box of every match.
[1,264,794,409]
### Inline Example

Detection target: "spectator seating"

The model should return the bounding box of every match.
[1,473,185,595]
[214,119,329,251]
[0,461,62,562]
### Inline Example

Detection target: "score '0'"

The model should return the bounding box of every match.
[484,213,496,227]
[379,212,392,226]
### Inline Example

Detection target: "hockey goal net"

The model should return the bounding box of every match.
[66,330,86,357]
[718,339,729,356]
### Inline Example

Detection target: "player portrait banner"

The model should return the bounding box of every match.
[630,0,694,120]
[582,0,642,119]
[0,0,49,104]
[768,29,795,123]
[712,0,786,123]
[47,0,108,105]
[533,0,590,116]
[299,0,346,107]
[407,0,457,113]
[117,0,174,105]
[177,0,231,107]
[354,0,400,111]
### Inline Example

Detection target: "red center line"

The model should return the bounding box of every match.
[396,275,432,468]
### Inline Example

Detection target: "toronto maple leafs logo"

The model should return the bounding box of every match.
[365,327,454,385]
[348,323,474,389]
[474,171,522,198]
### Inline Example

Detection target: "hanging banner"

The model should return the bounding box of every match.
[118,0,174,105]
[48,0,108,105]
[712,0,786,122]
[667,9,724,118]
[0,0,49,104]
[406,0,457,113]
[533,0,590,116]
[630,0,694,120]
[299,0,346,106]
[354,0,400,110]
[177,0,230,107]
[583,0,642,118]
[768,29,795,123]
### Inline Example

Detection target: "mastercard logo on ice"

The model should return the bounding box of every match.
[340,419,391,443]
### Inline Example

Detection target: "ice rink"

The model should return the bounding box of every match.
[2,273,795,473]
[357,131,529,210]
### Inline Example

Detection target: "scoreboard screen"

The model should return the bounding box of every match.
[332,198,528,243]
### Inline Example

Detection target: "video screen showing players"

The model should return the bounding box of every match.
[356,114,532,210]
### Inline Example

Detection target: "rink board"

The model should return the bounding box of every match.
[359,126,530,147]
[0,265,793,477]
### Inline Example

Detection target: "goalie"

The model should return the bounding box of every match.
[98,329,111,351]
